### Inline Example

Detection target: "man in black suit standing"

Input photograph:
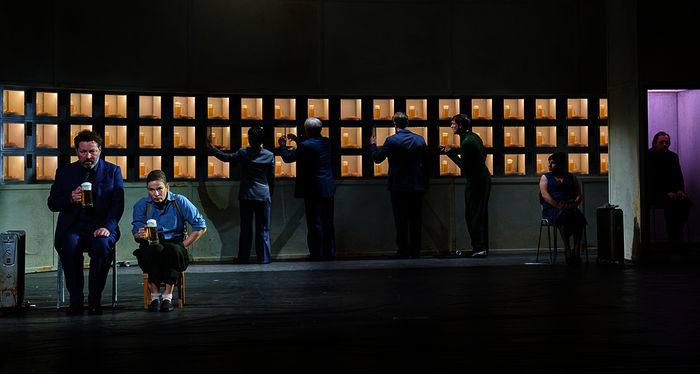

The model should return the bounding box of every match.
[278,117,336,261]
[370,112,428,259]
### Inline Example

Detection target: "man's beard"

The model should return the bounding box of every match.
[82,159,97,169]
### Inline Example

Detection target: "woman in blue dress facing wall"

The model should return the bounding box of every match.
[539,152,587,265]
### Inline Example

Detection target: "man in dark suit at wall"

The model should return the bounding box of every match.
[48,130,124,315]
[370,112,428,259]
[278,117,336,261]
[208,126,275,264]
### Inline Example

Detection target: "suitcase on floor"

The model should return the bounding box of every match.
[596,206,624,263]
[1,230,26,309]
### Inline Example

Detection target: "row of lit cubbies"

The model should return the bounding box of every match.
[2,89,608,183]
[4,90,606,121]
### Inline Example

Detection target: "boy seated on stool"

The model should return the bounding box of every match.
[132,170,207,312]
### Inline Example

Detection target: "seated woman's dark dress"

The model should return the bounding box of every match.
[542,172,587,228]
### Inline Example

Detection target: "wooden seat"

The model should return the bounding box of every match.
[142,272,185,309]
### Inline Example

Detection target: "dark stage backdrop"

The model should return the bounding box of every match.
[0,0,607,96]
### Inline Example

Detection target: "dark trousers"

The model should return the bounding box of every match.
[239,199,272,263]
[135,240,189,285]
[465,177,491,251]
[658,196,693,242]
[390,191,424,258]
[57,226,116,304]
[304,196,335,260]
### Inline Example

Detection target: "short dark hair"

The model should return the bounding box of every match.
[452,114,471,130]
[652,131,670,146]
[73,130,103,149]
[146,170,167,185]
[548,152,567,166]
[248,126,264,147]
[393,112,408,129]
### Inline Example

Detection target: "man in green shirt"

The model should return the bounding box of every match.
[440,114,491,258]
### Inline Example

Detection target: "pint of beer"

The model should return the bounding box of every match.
[146,219,159,244]
[81,182,93,208]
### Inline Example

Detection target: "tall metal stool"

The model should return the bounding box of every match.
[57,244,117,309]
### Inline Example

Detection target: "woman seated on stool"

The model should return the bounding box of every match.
[539,152,587,265]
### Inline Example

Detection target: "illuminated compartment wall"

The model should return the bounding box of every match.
[104,94,127,118]
[3,90,25,115]
[1,89,612,265]
[36,92,58,116]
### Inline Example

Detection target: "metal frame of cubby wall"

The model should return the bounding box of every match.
[1,86,608,184]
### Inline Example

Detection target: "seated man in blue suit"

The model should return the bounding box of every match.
[370,112,429,259]
[278,117,336,261]
[48,130,124,315]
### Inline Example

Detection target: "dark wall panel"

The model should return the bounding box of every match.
[452,0,586,95]
[638,2,700,88]
[323,1,451,95]
[1,0,607,95]
[190,0,320,94]
[0,2,56,85]
[53,0,189,91]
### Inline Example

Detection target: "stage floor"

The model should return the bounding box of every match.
[2,253,700,373]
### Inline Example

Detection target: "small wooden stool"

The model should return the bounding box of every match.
[142,272,185,309]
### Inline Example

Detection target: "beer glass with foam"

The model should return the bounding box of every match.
[146,219,159,244]
[81,182,93,208]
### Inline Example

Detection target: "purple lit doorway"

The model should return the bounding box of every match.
[646,89,699,243]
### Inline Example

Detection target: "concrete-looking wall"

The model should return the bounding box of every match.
[607,0,641,260]
[1,178,607,273]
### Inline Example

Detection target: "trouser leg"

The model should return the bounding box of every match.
[135,242,165,284]
[304,198,322,259]
[57,230,86,304]
[320,197,335,260]
[87,235,116,304]
[391,192,410,257]
[664,198,692,242]
[408,192,423,258]
[254,201,272,263]
[238,200,254,262]
[466,178,491,251]
[160,242,189,285]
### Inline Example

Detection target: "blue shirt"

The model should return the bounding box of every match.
[131,191,206,241]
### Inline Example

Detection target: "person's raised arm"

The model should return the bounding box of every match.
[208,135,241,165]
[278,135,298,162]
[370,134,389,163]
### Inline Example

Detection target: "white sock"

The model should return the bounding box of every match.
[151,292,161,302]
[162,293,173,302]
